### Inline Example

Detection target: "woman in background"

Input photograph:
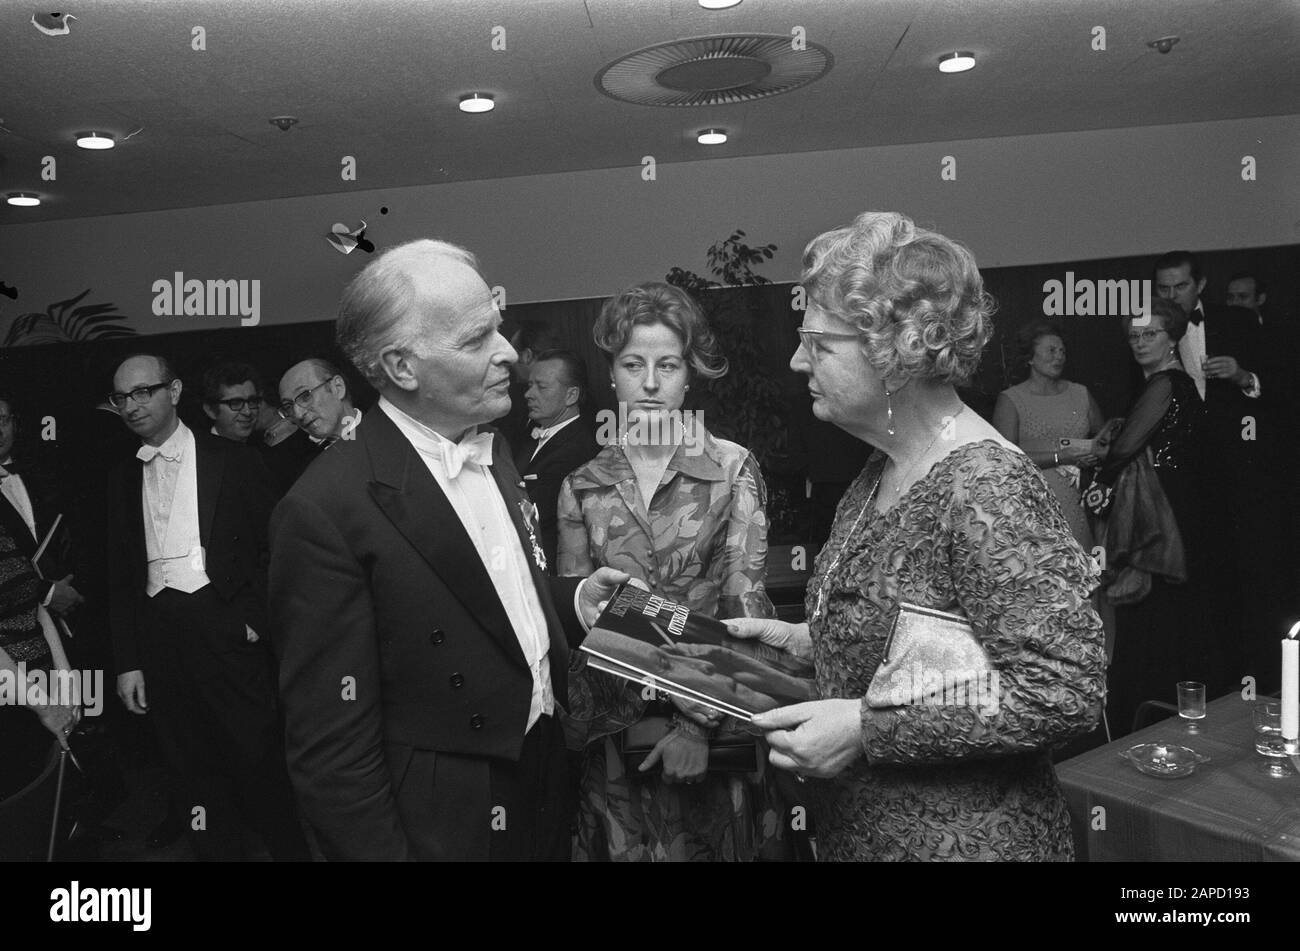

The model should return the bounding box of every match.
[1083,297,1215,737]
[995,321,1118,683]
[557,281,787,862]
[993,320,1109,551]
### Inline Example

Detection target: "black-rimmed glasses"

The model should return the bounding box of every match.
[1126,329,1168,344]
[214,396,264,414]
[277,378,334,419]
[108,381,173,409]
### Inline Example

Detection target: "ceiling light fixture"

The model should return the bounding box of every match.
[697,128,728,145]
[75,131,115,150]
[458,93,495,114]
[6,192,40,207]
[268,116,299,131]
[1146,35,1180,54]
[699,0,743,9]
[938,51,976,73]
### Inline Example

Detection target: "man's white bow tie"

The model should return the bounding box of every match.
[137,444,181,464]
[530,426,549,441]
[444,432,494,478]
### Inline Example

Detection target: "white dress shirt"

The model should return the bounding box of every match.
[139,422,210,596]
[379,397,554,730]
[1178,301,1260,401]
[529,413,580,462]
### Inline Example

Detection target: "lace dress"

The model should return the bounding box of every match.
[807,440,1105,861]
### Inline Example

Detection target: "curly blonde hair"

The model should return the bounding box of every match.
[801,212,994,386]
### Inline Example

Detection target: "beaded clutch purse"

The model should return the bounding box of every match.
[864,602,993,710]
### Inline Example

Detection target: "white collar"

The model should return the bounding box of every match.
[379,397,477,452]
[532,414,580,441]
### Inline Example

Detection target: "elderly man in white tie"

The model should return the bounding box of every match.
[105,353,309,861]
[269,239,628,861]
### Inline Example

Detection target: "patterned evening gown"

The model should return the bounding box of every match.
[807,439,1106,861]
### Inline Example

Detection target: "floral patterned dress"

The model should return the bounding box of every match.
[557,430,787,861]
[809,440,1105,861]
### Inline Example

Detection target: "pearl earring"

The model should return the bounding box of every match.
[885,386,895,436]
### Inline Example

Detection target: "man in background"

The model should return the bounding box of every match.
[277,358,361,449]
[201,361,263,444]
[107,353,307,860]
[514,349,599,571]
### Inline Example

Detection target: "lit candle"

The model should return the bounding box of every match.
[1283,621,1300,741]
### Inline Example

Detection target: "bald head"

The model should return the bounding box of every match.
[112,354,181,445]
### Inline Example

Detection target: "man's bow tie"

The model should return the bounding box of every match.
[530,426,548,441]
[137,444,181,464]
[1188,308,1204,326]
[444,432,493,479]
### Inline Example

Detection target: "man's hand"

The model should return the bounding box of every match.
[639,729,708,784]
[577,567,638,628]
[750,699,864,779]
[1203,355,1250,387]
[725,617,813,661]
[117,670,148,714]
[47,575,84,616]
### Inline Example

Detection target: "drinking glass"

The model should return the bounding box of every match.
[1253,700,1292,778]
[1177,681,1206,734]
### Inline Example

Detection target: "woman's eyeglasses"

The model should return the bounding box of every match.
[1126,329,1167,344]
[796,327,867,361]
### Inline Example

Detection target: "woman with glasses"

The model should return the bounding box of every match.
[1082,297,1214,737]
[728,211,1106,861]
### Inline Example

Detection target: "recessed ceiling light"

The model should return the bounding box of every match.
[75,131,115,150]
[6,192,40,207]
[938,51,977,73]
[699,0,743,8]
[697,128,728,145]
[458,93,495,114]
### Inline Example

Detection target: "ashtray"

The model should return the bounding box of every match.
[1119,743,1210,778]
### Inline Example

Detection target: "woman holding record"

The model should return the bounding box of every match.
[557,281,791,862]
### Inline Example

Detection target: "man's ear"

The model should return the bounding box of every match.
[1196,276,1207,297]
[378,349,418,392]
[202,403,218,422]
[1258,292,1267,307]
[564,385,580,409]
[169,380,183,405]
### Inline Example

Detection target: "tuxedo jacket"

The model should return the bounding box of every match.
[106,431,277,675]
[1195,302,1272,453]
[0,458,72,599]
[513,418,600,571]
[268,406,586,861]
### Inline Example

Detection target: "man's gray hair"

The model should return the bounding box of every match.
[336,239,481,389]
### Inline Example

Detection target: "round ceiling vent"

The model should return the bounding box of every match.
[595,34,833,107]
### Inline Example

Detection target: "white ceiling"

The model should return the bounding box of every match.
[2,0,1297,222]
